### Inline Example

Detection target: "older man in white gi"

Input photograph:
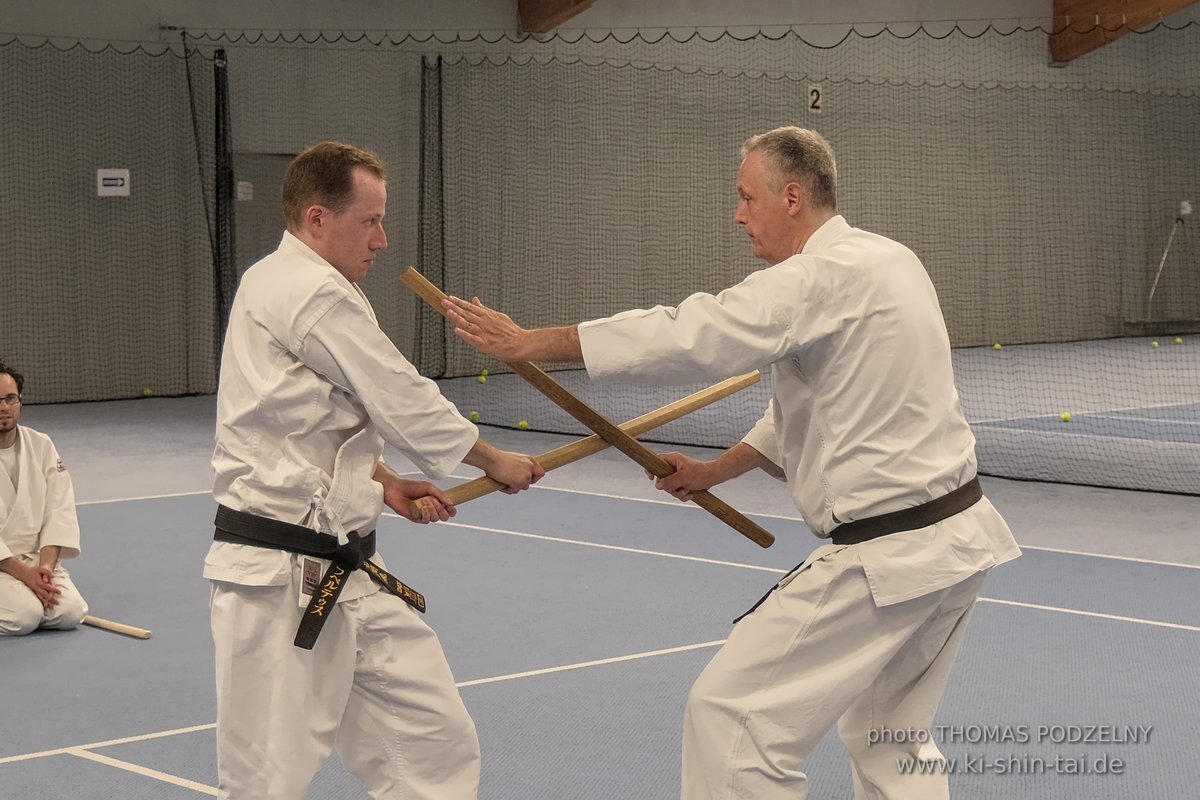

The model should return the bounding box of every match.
[208,141,543,800]
[443,127,1021,799]
[0,363,89,635]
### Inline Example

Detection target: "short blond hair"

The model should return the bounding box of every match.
[281,141,388,230]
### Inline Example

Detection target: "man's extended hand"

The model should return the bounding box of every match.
[443,296,529,361]
[442,295,583,364]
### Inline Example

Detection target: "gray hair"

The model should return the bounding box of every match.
[742,127,838,211]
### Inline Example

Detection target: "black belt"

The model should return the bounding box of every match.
[830,477,984,546]
[733,477,984,625]
[214,504,425,650]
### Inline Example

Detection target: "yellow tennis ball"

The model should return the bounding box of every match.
[1175,337,1184,345]
[1151,340,1160,348]
[993,342,1002,350]
[517,420,529,430]
[477,375,487,383]
[479,368,489,377]
[142,386,153,397]
[1060,412,1071,423]
[468,410,480,422]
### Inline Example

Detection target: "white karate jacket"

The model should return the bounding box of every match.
[0,427,81,561]
[578,216,1019,605]
[207,232,478,597]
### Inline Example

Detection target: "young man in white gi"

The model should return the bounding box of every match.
[208,141,544,800]
[0,363,89,635]
[442,127,1021,799]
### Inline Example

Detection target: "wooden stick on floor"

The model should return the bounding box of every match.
[401,267,775,548]
[412,371,760,517]
[82,614,152,639]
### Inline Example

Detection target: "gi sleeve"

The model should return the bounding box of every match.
[741,400,786,480]
[297,292,478,480]
[578,263,811,385]
[38,440,82,559]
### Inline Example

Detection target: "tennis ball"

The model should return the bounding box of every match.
[1175,337,1184,345]
[142,386,153,397]
[468,410,480,422]
[1060,412,1071,423]
[477,375,487,384]
[993,343,1002,350]
[1151,340,1160,348]
[479,368,489,377]
[517,420,529,430]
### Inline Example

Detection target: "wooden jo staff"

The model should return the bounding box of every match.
[82,614,152,639]
[411,371,760,518]
[401,267,775,549]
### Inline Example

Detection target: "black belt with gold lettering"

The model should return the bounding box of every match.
[829,477,984,546]
[213,504,425,650]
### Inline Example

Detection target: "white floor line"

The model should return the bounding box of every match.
[390,483,1200,571]
[3,597,1192,776]
[0,723,216,764]
[396,469,806,522]
[1017,544,1200,570]
[457,640,727,687]
[438,522,1200,636]
[979,598,1200,633]
[436,520,790,574]
[969,399,1200,425]
[125,474,1196,570]
[530,483,806,522]
[77,489,210,506]
[68,749,218,796]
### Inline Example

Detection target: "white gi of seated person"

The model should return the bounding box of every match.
[0,363,89,635]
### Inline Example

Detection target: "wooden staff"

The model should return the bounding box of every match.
[412,371,760,517]
[82,614,152,639]
[401,267,775,548]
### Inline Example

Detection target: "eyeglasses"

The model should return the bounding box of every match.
[0,394,21,407]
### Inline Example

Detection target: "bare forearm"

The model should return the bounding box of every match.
[711,443,770,484]
[461,436,501,472]
[38,546,61,571]
[372,460,402,485]
[516,325,582,364]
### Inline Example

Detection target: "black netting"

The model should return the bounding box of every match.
[412,24,1200,494]
[4,20,1198,493]
[1,39,220,402]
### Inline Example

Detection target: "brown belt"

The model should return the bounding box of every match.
[830,477,983,546]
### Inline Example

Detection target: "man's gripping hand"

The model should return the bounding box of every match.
[374,462,456,523]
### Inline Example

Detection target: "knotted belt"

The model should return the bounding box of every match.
[734,477,985,624]
[214,504,425,650]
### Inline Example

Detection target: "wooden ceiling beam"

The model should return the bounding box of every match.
[519,0,596,34]
[1051,0,1198,63]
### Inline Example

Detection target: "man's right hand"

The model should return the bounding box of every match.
[485,450,545,494]
[463,436,545,494]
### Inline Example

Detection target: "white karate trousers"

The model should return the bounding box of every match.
[682,547,987,800]
[211,576,480,800]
